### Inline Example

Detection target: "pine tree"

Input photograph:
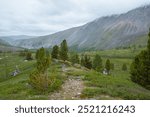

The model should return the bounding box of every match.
[105,59,111,74]
[35,49,39,59]
[60,39,68,61]
[51,45,59,59]
[122,63,127,71]
[93,54,103,72]
[29,47,51,91]
[70,53,80,64]
[84,55,92,69]
[148,28,150,52]
[26,52,33,60]
[36,47,50,73]
[130,29,150,89]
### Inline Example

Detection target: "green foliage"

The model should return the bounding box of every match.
[148,28,150,52]
[0,53,64,99]
[29,47,51,92]
[19,50,27,57]
[130,30,150,89]
[80,55,85,66]
[82,70,150,99]
[51,45,59,59]
[70,53,80,64]
[110,63,114,70]
[36,47,50,73]
[60,39,68,61]
[105,59,111,73]
[35,49,39,59]
[19,49,33,60]
[81,55,92,69]
[122,63,127,71]
[93,54,103,72]
[29,70,50,91]
[26,52,33,60]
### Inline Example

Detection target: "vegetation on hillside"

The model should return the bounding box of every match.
[0,34,150,99]
[130,29,150,90]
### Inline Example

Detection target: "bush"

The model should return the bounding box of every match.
[26,52,33,60]
[29,71,51,92]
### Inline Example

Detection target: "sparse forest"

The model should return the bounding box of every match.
[0,33,150,100]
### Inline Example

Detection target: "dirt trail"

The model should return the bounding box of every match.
[49,77,84,100]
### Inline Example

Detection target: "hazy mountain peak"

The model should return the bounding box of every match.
[5,4,150,50]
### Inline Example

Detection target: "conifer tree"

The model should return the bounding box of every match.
[51,45,59,59]
[130,29,150,89]
[84,55,92,69]
[36,47,50,73]
[93,54,103,72]
[35,49,39,59]
[60,39,68,61]
[70,53,80,64]
[26,52,33,60]
[105,59,111,74]
[29,47,51,91]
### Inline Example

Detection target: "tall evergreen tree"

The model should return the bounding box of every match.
[130,29,150,89]
[60,39,68,61]
[29,47,51,91]
[36,47,50,73]
[51,45,59,59]
[105,59,111,74]
[93,54,103,72]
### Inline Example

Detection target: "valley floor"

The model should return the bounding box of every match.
[0,49,150,100]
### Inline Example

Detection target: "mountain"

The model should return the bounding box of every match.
[0,39,10,46]
[0,35,36,45]
[0,39,23,52]
[6,5,150,50]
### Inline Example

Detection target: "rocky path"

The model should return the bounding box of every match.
[49,77,84,100]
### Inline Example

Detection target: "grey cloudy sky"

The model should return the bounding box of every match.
[0,0,149,36]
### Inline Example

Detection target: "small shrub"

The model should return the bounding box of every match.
[29,70,51,92]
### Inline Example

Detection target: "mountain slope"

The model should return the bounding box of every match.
[0,39,23,52]
[0,39,10,46]
[0,35,36,45]
[9,5,150,50]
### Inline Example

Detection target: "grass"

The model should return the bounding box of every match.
[0,52,66,99]
[80,49,150,100]
[82,70,150,99]
[83,47,146,59]
[0,47,150,100]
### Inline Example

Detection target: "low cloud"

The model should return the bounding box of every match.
[0,0,149,36]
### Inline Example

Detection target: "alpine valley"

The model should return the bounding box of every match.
[1,5,150,50]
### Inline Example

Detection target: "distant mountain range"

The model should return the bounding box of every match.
[1,5,150,50]
[0,38,23,52]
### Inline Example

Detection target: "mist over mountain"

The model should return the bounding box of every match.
[3,5,150,50]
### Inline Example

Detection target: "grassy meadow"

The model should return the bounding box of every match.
[0,47,150,100]
[0,52,65,99]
